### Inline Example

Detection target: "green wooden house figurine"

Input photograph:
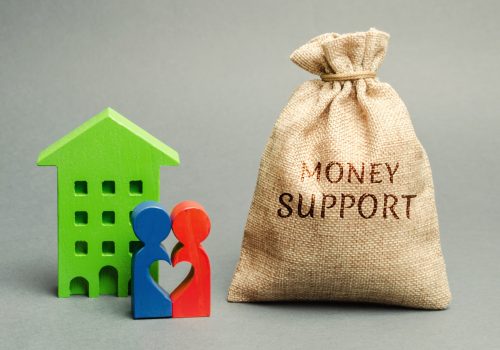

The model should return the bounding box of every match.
[37,108,179,298]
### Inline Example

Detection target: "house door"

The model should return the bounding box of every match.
[70,276,89,296]
[99,266,118,296]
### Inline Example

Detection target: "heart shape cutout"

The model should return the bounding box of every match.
[153,259,192,296]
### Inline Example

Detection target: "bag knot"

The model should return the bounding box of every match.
[320,71,377,82]
[290,28,389,79]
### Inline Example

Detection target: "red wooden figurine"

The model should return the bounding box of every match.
[170,201,211,318]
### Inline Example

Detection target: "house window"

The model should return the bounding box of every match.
[129,180,143,195]
[75,241,88,255]
[102,211,115,225]
[102,181,115,195]
[74,181,88,195]
[75,211,88,225]
[102,241,115,255]
[129,241,144,255]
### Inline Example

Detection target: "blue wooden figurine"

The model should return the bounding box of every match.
[131,201,172,319]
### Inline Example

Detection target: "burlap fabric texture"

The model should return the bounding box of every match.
[227,29,451,310]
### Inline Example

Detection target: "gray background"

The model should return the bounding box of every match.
[1,0,499,349]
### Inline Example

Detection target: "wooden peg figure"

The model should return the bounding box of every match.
[170,201,211,318]
[131,201,172,319]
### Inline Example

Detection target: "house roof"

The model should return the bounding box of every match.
[37,107,180,166]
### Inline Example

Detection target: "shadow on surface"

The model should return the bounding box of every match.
[246,300,433,314]
[17,259,58,297]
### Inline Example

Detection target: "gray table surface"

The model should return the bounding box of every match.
[1,1,499,349]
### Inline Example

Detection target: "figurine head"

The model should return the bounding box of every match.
[132,201,171,245]
[170,201,211,245]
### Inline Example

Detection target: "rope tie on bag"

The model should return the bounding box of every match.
[320,71,376,82]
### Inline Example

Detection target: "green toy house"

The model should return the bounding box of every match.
[37,108,179,297]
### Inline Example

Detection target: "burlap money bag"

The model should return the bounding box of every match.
[227,29,451,309]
